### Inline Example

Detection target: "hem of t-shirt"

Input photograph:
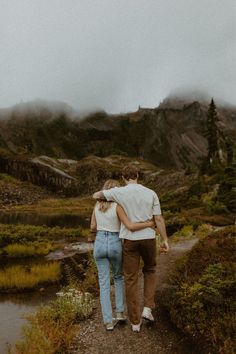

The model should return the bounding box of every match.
[119,235,156,240]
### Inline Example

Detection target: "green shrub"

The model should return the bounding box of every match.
[161,227,236,353]
[188,180,208,197]
[194,224,214,239]
[170,262,235,352]
[171,225,194,240]
[161,192,173,203]
[207,201,229,214]
[217,164,236,213]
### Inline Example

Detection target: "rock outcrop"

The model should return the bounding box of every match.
[0,153,194,197]
[0,154,78,196]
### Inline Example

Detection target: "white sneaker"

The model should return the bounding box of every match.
[116,312,127,322]
[105,319,118,331]
[131,321,142,332]
[142,307,154,322]
[106,322,114,331]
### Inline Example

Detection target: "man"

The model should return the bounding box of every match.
[93,165,169,332]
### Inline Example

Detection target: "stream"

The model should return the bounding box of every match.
[0,211,91,353]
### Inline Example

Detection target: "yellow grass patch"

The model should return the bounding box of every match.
[4,242,54,257]
[0,263,60,290]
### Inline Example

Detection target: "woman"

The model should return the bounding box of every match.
[90,179,154,331]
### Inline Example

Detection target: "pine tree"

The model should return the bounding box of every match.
[206,99,220,164]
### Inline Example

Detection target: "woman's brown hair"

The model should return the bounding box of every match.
[97,179,120,212]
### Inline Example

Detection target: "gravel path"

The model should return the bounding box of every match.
[70,238,199,354]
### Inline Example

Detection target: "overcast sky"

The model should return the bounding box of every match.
[0,0,235,113]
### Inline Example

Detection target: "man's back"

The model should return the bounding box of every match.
[103,183,161,240]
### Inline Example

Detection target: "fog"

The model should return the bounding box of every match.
[0,0,235,113]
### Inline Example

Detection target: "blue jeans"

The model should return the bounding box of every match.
[93,231,124,324]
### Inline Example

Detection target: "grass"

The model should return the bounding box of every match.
[3,242,55,257]
[0,223,90,248]
[13,287,94,354]
[2,197,95,217]
[0,173,21,185]
[0,263,60,290]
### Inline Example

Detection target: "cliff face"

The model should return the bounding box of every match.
[0,100,235,169]
[0,155,78,196]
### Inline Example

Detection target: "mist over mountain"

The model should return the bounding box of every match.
[0,99,77,120]
[0,95,235,169]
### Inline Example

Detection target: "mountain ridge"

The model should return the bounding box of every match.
[0,97,235,169]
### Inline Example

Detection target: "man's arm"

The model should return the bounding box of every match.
[154,215,169,252]
[93,191,106,200]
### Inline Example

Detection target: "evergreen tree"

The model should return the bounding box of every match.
[206,99,220,164]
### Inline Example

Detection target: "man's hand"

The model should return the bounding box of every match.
[160,239,169,253]
[92,191,105,200]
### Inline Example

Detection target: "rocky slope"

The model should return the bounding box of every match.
[0,153,195,200]
[0,173,54,207]
[0,98,235,169]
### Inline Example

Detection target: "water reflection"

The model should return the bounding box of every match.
[0,212,89,228]
[0,288,58,354]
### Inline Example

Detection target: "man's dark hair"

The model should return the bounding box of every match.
[122,165,139,180]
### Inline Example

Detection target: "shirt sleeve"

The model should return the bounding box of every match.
[152,192,162,215]
[103,187,122,203]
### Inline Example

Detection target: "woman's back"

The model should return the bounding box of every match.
[95,202,120,232]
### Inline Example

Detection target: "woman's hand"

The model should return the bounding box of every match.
[145,219,155,229]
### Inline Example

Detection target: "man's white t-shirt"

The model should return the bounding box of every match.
[103,183,161,241]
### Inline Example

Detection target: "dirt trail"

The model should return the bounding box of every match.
[70,238,199,354]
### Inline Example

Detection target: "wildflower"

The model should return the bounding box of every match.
[56,292,64,297]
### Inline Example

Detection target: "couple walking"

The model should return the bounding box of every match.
[91,165,169,332]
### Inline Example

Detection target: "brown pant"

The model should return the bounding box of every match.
[123,238,157,325]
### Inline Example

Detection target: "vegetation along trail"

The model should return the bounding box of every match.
[69,238,199,354]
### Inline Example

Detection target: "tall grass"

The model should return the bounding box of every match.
[0,263,60,290]
[4,242,54,257]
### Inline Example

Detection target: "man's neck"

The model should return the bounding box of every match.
[126,179,138,185]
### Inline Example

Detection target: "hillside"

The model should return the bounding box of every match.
[0,98,235,169]
[0,154,195,200]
